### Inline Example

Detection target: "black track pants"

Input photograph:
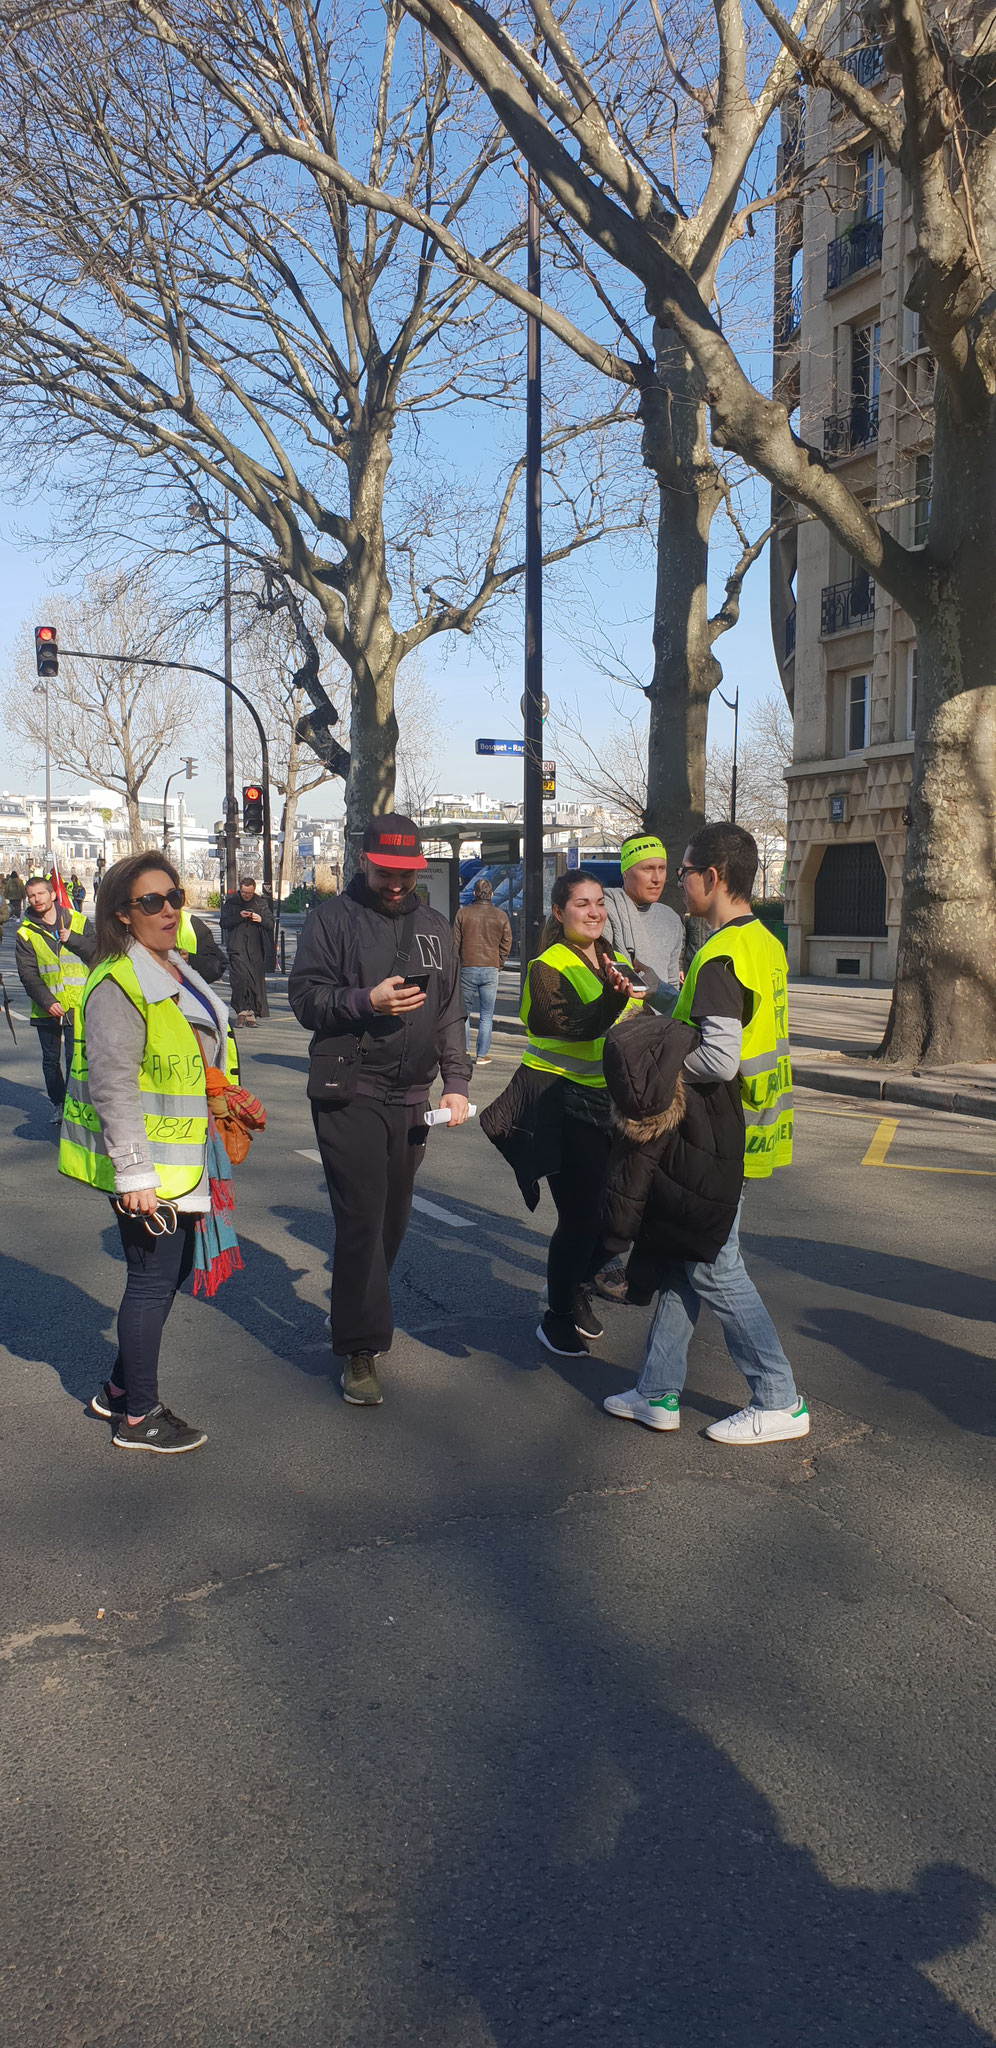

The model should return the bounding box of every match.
[546,1115,613,1317]
[313,1096,428,1356]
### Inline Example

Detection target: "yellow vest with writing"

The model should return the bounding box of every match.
[520,943,639,1089]
[18,910,89,1019]
[58,953,235,1197]
[674,919,792,1178]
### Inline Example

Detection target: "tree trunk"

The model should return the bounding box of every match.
[881,392,996,1065]
[126,788,145,853]
[640,334,724,878]
[339,429,402,878]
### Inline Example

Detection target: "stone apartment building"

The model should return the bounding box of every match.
[770,26,936,981]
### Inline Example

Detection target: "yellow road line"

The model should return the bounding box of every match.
[861,1117,899,1166]
[860,1114,996,1175]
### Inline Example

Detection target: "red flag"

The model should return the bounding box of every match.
[49,862,71,913]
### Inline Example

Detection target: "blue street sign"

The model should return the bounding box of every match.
[475,738,525,756]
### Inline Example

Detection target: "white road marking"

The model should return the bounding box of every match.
[294,1149,476,1228]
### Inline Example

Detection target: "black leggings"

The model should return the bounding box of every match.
[546,1116,613,1317]
[112,1207,197,1414]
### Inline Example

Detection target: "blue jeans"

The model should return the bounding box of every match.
[638,1196,798,1411]
[460,966,500,1058]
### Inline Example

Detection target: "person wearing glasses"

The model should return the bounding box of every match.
[604,823,807,1445]
[59,854,237,1453]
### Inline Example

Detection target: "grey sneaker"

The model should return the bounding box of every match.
[341,1353,383,1405]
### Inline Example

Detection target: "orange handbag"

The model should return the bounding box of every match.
[203,1063,267,1166]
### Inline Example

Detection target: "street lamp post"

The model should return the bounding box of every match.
[33,678,53,863]
[163,757,197,863]
[521,124,544,984]
[716,685,740,823]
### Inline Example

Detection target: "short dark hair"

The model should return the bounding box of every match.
[686,822,758,901]
[472,877,493,901]
[26,873,51,889]
[93,853,181,964]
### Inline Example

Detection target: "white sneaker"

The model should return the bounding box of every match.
[603,1389,680,1432]
[705,1397,809,1444]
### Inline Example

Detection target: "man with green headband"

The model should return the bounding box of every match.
[603,835,684,1000]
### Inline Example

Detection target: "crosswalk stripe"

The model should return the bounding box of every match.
[294,1149,476,1228]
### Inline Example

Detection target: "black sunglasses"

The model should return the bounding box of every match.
[128,888,185,914]
[675,864,709,881]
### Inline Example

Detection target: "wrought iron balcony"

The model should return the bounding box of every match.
[784,609,797,657]
[839,43,885,86]
[823,397,879,456]
[826,213,883,291]
[821,576,875,636]
[776,281,803,349]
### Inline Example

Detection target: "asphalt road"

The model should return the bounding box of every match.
[1,982,995,2048]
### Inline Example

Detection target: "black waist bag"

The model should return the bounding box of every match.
[306,910,417,1106]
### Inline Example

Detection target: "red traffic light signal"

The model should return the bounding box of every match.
[242,783,264,835]
[35,625,59,678]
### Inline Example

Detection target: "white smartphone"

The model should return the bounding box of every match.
[424,1103,479,1126]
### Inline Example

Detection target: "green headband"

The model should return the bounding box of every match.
[620,835,667,875]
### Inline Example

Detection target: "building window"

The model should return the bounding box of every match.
[907,646,918,737]
[846,673,869,753]
[855,147,885,224]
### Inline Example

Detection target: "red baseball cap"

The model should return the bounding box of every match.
[362,814,427,871]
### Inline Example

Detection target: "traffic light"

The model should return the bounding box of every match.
[242,783,264,835]
[35,625,59,678]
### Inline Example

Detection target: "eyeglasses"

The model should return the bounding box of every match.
[675,864,708,882]
[128,888,185,914]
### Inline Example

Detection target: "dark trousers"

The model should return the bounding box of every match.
[313,1096,428,1355]
[36,1015,75,1106]
[547,1116,613,1317]
[112,1208,197,1414]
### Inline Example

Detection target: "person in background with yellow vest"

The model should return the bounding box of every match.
[604,823,808,1445]
[59,854,239,1454]
[15,874,96,1123]
[481,869,644,1359]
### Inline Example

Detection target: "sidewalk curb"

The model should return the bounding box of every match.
[485,1024,996,1123]
[792,1062,996,1122]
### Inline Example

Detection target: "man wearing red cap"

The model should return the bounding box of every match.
[289,815,470,1406]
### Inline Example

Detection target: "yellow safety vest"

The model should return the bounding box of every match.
[18,910,90,1019]
[59,953,238,1198]
[176,909,198,954]
[674,918,792,1178]
[520,942,639,1089]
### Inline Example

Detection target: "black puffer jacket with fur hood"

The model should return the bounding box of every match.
[601,1009,745,1290]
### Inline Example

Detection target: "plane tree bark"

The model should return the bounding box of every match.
[393,0,996,1065]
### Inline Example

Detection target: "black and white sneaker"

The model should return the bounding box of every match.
[573,1287,604,1341]
[91,1381,127,1420]
[537,1312,590,1358]
[112,1404,207,1453]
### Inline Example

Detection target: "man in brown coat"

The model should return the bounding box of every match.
[453,876,512,1063]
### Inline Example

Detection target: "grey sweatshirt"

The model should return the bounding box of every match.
[602,890,684,996]
[83,943,232,1210]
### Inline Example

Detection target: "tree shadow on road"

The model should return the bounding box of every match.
[800,1306,996,1438]
[743,1232,996,1326]
[384,1509,996,2048]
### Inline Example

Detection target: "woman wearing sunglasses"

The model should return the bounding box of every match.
[59,854,240,1452]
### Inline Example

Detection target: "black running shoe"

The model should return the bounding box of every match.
[91,1381,127,1420]
[341,1353,383,1405]
[537,1312,590,1358]
[574,1287,604,1340]
[112,1404,207,1453]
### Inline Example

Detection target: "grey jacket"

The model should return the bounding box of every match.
[83,943,232,1207]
